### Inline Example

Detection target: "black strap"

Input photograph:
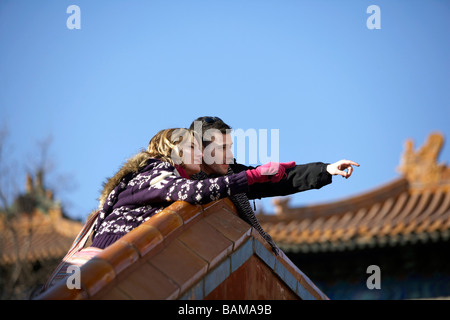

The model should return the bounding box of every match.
[192,168,279,255]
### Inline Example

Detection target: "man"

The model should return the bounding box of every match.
[189,116,359,254]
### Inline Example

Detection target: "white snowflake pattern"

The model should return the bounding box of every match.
[209,192,220,202]
[130,173,153,190]
[208,178,220,191]
[107,189,116,206]
[195,193,203,202]
[150,171,172,189]
[178,190,188,201]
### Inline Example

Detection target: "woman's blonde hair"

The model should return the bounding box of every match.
[146,128,198,167]
[99,128,198,207]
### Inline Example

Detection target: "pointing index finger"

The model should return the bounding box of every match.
[344,160,360,167]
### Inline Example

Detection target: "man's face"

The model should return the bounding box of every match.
[201,132,234,176]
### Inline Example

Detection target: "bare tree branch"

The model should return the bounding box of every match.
[0,125,75,299]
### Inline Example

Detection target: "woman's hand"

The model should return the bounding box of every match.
[327,160,360,179]
[246,161,296,184]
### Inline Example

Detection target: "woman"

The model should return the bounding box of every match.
[91,128,295,249]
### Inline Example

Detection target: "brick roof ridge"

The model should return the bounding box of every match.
[36,198,328,300]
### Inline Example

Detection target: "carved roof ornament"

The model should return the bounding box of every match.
[397,132,449,185]
[256,132,450,253]
[273,197,290,216]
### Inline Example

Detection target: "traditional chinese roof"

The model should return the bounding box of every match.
[0,210,83,265]
[0,171,83,265]
[36,199,328,300]
[258,132,450,253]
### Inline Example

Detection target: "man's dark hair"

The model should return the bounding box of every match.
[189,116,232,146]
[189,116,231,133]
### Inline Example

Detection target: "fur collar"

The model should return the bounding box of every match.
[98,152,153,208]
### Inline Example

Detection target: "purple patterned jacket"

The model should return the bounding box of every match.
[91,158,248,249]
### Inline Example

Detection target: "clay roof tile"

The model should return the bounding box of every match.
[36,198,327,300]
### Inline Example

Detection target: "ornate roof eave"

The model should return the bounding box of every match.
[258,132,450,253]
[0,209,83,265]
[259,177,410,224]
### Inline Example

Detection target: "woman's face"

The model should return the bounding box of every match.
[179,136,202,176]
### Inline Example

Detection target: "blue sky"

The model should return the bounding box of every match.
[1,0,449,220]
